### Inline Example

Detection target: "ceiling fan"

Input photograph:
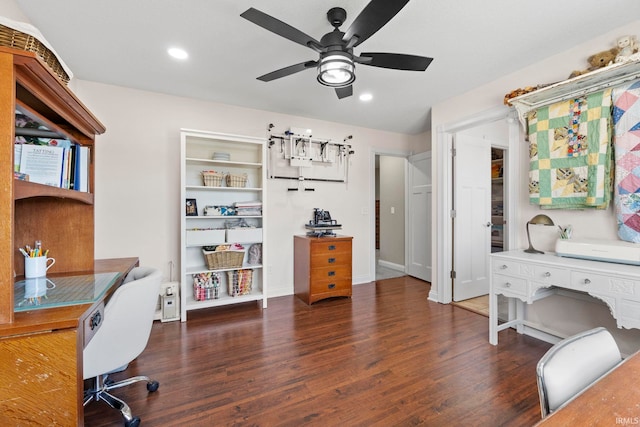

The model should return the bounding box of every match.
[240,0,433,99]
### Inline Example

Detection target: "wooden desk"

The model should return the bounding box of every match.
[0,257,138,426]
[537,351,640,425]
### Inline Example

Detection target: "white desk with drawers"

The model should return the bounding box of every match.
[489,250,640,345]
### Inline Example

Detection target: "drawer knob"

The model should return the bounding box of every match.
[328,257,336,263]
[584,278,591,285]
[500,265,507,270]
[328,271,336,276]
[328,283,336,289]
[544,272,551,278]
[505,282,512,288]
[328,245,336,250]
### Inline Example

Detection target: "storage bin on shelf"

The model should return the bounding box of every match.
[186,228,225,245]
[193,272,220,301]
[202,246,244,270]
[226,173,248,188]
[202,170,225,187]
[227,269,253,296]
[226,227,263,243]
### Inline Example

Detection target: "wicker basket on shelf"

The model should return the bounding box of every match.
[226,173,248,188]
[202,171,225,187]
[202,248,244,270]
[0,24,70,84]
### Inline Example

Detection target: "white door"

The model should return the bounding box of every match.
[407,152,431,282]
[453,135,491,301]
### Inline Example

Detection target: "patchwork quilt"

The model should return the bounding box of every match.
[612,81,640,243]
[527,89,612,209]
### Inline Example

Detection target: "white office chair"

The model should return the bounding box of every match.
[536,326,622,417]
[83,266,162,427]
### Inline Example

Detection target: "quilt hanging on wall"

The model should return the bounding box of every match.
[612,80,640,243]
[527,88,612,209]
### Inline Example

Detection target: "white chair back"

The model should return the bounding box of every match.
[83,266,162,379]
[536,326,622,417]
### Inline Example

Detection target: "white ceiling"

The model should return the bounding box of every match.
[14,0,640,135]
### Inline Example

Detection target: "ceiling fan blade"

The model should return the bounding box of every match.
[241,8,323,52]
[357,53,433,71]
[257,61,318,82]
[335,85,353,99]
[342,0,410,48]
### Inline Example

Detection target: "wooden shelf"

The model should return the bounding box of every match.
[509,59,640,119]
[14,179,93,204]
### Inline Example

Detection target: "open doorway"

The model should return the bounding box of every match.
[432,106,520,305]
[375,154,406,280]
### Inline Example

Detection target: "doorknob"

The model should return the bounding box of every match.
[486,222,493,227]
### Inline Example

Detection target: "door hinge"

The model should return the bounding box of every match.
[451,147,456,157]
[450,209,456,218]
[450,270,456,279]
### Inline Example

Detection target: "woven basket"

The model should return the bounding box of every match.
[202,249,244,270]
[202,171,225,187]
[0,24,70,84]
[226,173,248,188]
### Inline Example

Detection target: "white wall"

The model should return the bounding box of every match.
[431,21,640,351]
[71,80,426,298]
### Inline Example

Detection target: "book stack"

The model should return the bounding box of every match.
[15,143,90,191]
[233,201,262,216]
[14,106,90,191]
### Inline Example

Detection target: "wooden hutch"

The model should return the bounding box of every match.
[0,47,135,425]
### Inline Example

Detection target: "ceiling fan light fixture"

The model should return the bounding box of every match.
[317,53,355,87]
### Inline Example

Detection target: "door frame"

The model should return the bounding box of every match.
[431,107,520,304]
[369,147,411,281]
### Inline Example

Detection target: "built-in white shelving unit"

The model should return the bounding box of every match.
[180,129,267,321]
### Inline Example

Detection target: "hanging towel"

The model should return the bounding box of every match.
[612,80,640,243]
[527,89,613,209]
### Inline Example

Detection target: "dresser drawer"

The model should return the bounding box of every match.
[310,265,351,281]
[569,271,640,295]
[310,240,351,256]
[492,259,534,279]
[533,265,569,287]
[492,274,527,297]
[310,251,350,267]
[310,278,352,295]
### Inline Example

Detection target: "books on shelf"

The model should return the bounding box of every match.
[15,143,90,191]
[18,144,64,187]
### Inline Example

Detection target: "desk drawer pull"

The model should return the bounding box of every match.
[500,265,508,270]
[328,283,336,289]
[328,245,336,250]
[504,282,512,288]
[544,272,551,278]
[328,257,336,263]
[328,271,336,277]
[584,278,591,285]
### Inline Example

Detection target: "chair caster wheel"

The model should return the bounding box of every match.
[125,417,140,427]
[147,380,159,392]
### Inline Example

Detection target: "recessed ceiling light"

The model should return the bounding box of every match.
[359,93,373,102]
[168,47,188,60]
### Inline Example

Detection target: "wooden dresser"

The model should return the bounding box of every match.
[294,235,353,304]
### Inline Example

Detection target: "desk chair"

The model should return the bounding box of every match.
[83,266,162,427]
[536,326,622,417]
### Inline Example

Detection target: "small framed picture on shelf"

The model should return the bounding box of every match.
[185,198,198,216]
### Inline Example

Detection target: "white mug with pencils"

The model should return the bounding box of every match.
[21,241,55,279]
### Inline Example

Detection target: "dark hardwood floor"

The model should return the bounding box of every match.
[84,277,552,426]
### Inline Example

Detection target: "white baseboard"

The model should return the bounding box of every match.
[378,259,405,272]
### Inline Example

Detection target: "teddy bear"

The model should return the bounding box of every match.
[569,47,619,79]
